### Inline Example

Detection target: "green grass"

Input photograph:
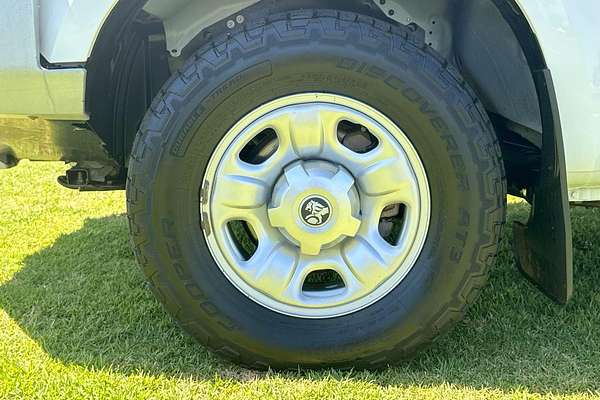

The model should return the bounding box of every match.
[1,161,600,399]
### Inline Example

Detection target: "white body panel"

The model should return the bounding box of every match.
[516,0,600,201]
[39,0,118,64]
[0,0,86,119]
[33,0,600,198]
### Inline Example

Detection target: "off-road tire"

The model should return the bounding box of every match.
[126,9,506,369]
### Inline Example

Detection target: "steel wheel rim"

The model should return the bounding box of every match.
[201,93,431,319]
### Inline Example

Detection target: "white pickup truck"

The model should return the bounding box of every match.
[1,0,599,369]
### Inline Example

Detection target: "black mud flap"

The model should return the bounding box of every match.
[513,70,573,304]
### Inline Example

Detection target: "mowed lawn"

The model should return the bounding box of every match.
[1,161,599,400]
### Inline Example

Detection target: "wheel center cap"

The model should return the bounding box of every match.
[268,160,361,256]
[299,196,332,227]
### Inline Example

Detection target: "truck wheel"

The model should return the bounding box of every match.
[126,9,505,369]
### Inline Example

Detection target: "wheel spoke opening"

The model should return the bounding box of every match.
[302,269,345,293]
[337,120,379,154]
[378,203,407,246]
[227,220,258,261]
[239,128,279,165]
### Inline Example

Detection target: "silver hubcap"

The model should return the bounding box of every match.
[201,94,430,318]
[268,161,361,256]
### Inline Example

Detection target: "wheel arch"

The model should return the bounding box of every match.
[86,0,553,187]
